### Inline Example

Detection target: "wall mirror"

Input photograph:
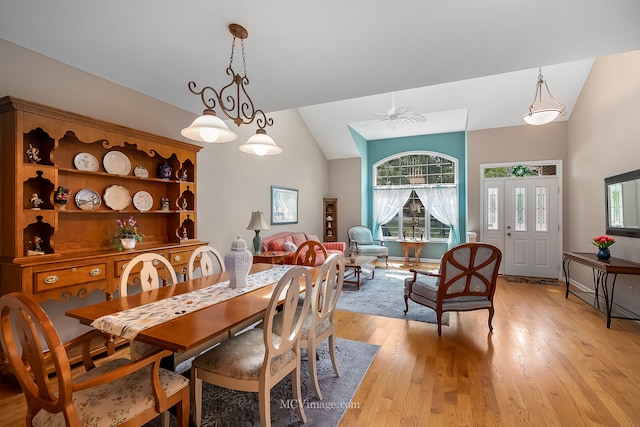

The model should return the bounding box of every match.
[605,168,640,237]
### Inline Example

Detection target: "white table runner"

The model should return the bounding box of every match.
[91,265,296,339]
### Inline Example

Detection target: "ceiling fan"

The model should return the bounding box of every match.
[375,93,426,129]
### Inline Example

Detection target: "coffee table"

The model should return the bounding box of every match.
[343,256,377,290]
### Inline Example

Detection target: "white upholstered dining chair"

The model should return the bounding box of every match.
[269,253,345,399]
[0,292,190,427]
[191,266,312,427]
[187,245,225,280]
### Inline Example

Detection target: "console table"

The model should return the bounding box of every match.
[397,240,428,266]
[562,251,640,328]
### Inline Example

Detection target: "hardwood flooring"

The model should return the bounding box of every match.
[2,264,640,426]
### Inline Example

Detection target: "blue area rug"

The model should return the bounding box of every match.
[337,267,448,325]
[150,338,379,426]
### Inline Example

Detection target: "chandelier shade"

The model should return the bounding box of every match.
[181,23,282,154]
[522,68,566,126]
[239,130,283,156]
[180,111,237,143]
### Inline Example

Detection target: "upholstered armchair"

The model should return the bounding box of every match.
[404,243,502,335]
[347,225,388,266]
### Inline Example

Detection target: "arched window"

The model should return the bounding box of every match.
[374,152,457,243]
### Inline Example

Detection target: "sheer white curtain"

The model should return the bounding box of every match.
[372,188,412,240]
[415,186,460,248]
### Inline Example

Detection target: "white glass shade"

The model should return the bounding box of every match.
[246,210,270,231]
[181,113,237,143]
[238,131,283,156]
[522,109,561,126]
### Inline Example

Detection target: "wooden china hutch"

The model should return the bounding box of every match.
[0,96,205,305]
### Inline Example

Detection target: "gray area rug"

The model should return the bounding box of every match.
[150,338,379,427]
[338,267,448,325]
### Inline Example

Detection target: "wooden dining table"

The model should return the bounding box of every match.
[66,264,313,364]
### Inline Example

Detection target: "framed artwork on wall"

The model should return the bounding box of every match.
[271,186,298,225]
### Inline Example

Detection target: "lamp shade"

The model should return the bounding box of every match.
[181,111,238,143]
[522,109,562,126]
[246,211,270,231]
[239,130,283,156]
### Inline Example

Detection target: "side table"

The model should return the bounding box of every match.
[252,251,288,265]
[397,240,428,266]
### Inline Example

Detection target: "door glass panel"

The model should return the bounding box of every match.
[535,186,548,231]
[515,187,526,231]
[487,187,498,230]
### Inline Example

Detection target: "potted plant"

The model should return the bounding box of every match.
[592,235,615,260]
[112,216,144,251]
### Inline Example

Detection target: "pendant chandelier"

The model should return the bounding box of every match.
[181,24,282,156]
[522,68,566,126]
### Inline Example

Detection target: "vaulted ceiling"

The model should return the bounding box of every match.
[1,1,639,159]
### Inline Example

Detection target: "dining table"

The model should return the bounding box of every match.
[66,263,314,369]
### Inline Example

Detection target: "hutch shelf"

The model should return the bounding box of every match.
[323,198,338,243]
[0,96,205,303]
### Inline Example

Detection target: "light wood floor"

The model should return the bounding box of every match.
[2,264,640,427]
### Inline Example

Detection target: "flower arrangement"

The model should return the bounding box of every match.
[112,216,144,250]
[54,186,70,205]
[592,235,616,250]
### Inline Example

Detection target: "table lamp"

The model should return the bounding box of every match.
[246,210,270,254]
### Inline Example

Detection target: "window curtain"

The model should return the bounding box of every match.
[415,186,460,248]
[372,188,412,240]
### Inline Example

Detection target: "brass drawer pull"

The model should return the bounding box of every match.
[152,259,160,266]
[89,268,102,276]
[173,255,182,262]
[121,263,128,270]
[44,275,59,284]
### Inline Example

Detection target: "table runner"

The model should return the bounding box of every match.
[91,265,296,340]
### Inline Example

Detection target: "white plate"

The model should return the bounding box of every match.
[75,189,102,210]
[133,165,149,178]
[73,153,99,172]
[133,191,153,212]
[103,185,131,210]
[103,151,131,176]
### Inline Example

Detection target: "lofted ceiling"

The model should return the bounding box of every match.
[1,1,639,159]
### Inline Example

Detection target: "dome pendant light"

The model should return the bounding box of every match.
[522,68,566,126]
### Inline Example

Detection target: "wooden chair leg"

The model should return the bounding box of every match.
[259,386,272,427]
[292,361,307,424]
[488,307,495,332]
[307,342,322,400]
[329,333,341,378]
[191,369,203,427]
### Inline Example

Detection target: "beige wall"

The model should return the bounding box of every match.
[566,49,640,312]
[466,123,568,235]
[328,157,362,243]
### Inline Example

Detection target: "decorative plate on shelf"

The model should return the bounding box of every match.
[75,189,102,210]
[103,151,131,176]
[133,165,149,178]
[103,185,131,210]
[73,153,99,172]
[133,191,153,212]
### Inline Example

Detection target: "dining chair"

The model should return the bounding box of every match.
[0,292,190,427]
[404,242,502,335]
[191,266,312,427]
[187,245,225,280]
[292,240,328,266]
[119,253,179,361]
[269,253,345,399]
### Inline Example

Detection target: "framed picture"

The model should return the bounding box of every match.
[271,186,298,225]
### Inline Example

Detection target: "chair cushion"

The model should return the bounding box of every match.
[33,358,189,427]
[350,227,374,245]
[356,245,388,257]
[192,328,296,380]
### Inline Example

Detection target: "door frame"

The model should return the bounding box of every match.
[479,160,563,278]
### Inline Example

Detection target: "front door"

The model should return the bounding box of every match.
[504,177,560,278]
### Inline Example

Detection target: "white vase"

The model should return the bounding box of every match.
[120,238,137,250]
[224,235,253,288]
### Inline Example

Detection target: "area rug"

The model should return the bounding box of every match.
[337,267,448,325]
[149,338,379,427]
[503,275,560,286]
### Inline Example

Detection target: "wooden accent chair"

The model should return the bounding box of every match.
[0,292,190,427]
[293,240,328,266]
[187,245,225,280]
[404,243,502,335]
[268,254,345,399]
[347,225,388,266]
[191,266,312,427]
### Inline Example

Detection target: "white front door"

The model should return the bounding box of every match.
[504,177,560,278]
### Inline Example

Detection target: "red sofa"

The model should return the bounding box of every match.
[260,231,345,266]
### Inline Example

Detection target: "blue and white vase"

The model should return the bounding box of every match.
[158,162,172,179]
[596,247,611,260]
[224,235,253,288]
